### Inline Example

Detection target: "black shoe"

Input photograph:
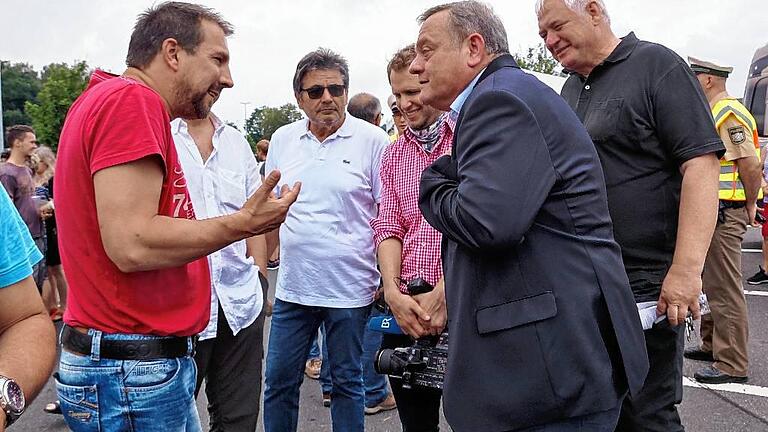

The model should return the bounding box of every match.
[747,267,768,285]
[322,392,331,408]
[694,366,748,384]
[684,348,714,362]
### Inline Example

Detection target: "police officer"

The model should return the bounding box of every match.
[685,57,762,384]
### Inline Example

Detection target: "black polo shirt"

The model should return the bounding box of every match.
[562,33,724,302]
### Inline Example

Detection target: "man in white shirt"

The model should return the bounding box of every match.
[172,112,269,432]
[262,48,389,432]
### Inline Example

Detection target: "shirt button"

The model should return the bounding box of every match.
[585,85,591,90]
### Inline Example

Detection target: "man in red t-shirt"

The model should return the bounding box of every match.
[52,3,299,431]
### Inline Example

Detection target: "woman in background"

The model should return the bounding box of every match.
[33,146,67,321]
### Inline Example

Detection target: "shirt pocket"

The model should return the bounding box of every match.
[584,98,624,142]
[217,167,247,213]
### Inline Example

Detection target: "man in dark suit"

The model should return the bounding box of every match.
[410,2,649,431]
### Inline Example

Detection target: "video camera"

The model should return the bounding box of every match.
[369,277,448,391]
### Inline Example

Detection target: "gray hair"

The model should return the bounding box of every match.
[292,48,350,94]
[535,0,611,24]
[347,93,382,125]
[418,1,509,55]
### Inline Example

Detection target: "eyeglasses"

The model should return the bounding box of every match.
[301,84,346,99]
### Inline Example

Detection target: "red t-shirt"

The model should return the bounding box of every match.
[55,70,211,336]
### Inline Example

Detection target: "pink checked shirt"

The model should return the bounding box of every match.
[370,116,455,293]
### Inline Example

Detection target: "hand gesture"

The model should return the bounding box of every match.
[240,170,301,235]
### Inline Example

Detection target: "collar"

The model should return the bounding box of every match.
[710,91,733,109]
[174,112,225,136]
[603,32,639,64]
[567,32,639,78]
[450,68,485,120]
[300,114,354,141]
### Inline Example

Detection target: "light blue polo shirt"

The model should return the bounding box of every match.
[0,189,43,288]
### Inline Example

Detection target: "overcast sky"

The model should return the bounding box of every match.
[2,0,767,129]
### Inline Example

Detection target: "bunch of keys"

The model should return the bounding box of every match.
[685,293,711,342]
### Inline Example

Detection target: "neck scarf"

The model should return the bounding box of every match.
[409,114,446,153]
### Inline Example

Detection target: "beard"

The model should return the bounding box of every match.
[173,80,216,120]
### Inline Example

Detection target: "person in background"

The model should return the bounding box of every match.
[685,57,761,385]
[388,95,407,140]
[32,146,67,322]
[0,125,50,292]
[348,92,383,126]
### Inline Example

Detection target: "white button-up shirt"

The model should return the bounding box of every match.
[266,115,388,308]
[172,115,263,341]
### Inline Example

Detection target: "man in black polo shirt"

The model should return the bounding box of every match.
[537,1,724,431]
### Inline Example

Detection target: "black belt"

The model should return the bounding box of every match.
[720,200,746,209]
[61,325,194,360]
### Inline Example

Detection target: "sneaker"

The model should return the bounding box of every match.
[322,392,331,407]
[267,258,280,270]
[747,266,768,285]
[364,393,397,415]
[304,358,322,380]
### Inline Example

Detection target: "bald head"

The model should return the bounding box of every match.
[348,93,382,126]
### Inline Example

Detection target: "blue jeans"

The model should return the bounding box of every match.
[55,329,200,432]
[264,299,371,432]
[313,309,389,408]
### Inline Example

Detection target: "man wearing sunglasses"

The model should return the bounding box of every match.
[263,48,390,432]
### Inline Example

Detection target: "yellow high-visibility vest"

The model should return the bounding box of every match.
[712,98,761,201]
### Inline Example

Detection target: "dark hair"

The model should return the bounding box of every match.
[126,1,234,68]
[5,125,35,148]
[348,93,382,124]
[387,44,417,84]
[418,1,509,55]
[293,48,350,94]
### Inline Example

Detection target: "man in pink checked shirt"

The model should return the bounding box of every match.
[369,44,454,432]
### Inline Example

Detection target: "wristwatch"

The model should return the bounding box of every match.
[0,376,25,427]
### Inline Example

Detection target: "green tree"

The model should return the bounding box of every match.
[25,61,89,150]
[244,103,303,151]
[1,61,42,128]
[513,43,565,76]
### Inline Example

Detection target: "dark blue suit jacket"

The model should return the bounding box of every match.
[419,55,649,431]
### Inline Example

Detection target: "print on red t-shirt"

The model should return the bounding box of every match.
[55,70,211,336]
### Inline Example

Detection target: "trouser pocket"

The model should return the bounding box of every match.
[54,372,101,432]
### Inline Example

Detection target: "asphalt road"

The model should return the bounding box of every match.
[14,228,768,431]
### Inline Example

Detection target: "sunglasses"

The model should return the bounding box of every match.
[301,84,346,99]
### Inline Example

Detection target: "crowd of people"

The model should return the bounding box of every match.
[0,0,764,431]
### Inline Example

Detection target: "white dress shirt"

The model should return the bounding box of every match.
[172,115,263,340]
[266,114,388,308]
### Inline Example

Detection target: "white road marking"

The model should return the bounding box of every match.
[742,249,763,253]
[745,290,768,297]
[683,377,768,398]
